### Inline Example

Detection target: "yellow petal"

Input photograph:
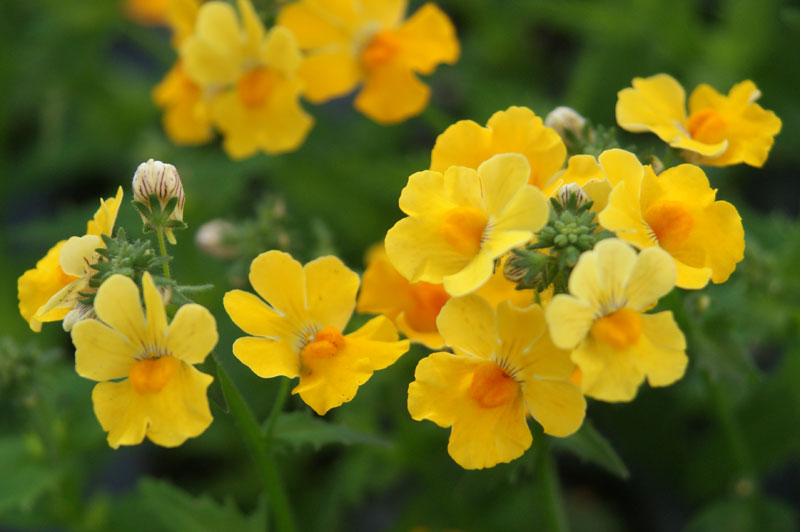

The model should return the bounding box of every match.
[520,328,575,380]
[224,289,298,339]
[73,319,137,381]
[448,394,531,469]
[304,256,359,331]
[544,295,595,350]
[18,240,74,329]
[478,153,530,215]
[59,235,101,277]
[298,48,360,103]
[345,315,407,370]
[261,25,302,74]
[523,379,585,437]
[92,380,148,449]
[598,181,654,251]
[475,257,535,309]
[395,313,446,349]
[692,200,744,284]
[398,167,481,218]
[485,106,566,189]
[488,185,548,237]
[442,253,494,296]
[356,244,415,319]
[435,294,496,358]
[394,3,459,75]
[385,216,470,283]
[407,352,479,428]
[34,278,87,321]
[195,1,241,55]
[293,345,373,416]
[142,272,168,349]
[593,238,637,303]
[87,187,124,237]
[93,275,147,343]
[572,337,644,402]
[495,301,546,365]
[181,2,242,85]
[615,73,687,140]
[233,337,300,379]
[669,134,728,157]
[166,304,218,365]
[238,0,264,52]
[361,0,406,27]
[623,246,676,311]
[674,261,712,290]
[276,1,352,49]
[142,363,214,447]
[560,154,604,187]
[430,119,492,173]
[248,251,307,323]
[597,149,643,188]
[641,163,716,210]
[637,312,688,387]
[355,65,429,124]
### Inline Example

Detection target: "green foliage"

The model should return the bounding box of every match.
[270,411,390,452]
[554,420,630,479]
[0,436,59,514]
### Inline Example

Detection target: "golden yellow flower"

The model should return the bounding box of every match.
[385,153,549,297]
[430,106,567,191]
[18,187,123,332]
[616,74,781,167]
[357,246,534,349]
[277,0,458,124]
[546,239,687,402]
[224,251,409,415]
[72,273,217,448]
[153,61,213,146]
[181,0,313,158]
[597,151,744,289]
[408,295,585,469]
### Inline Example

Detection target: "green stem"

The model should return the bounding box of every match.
[213,355,297,532]
[155,227,171,280]
[533,432,569,532]
[263,377,290,445]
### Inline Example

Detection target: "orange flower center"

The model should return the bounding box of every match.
[686,108,727,145]
[405,282,450,332]
[468,361,519,409]
[361,30,400,70]
[300,326,346,361]
[441,206,488,257]
[643,200,694,252]
[129,355,180,395]
[237,67,277,108]
[591,308,642,349]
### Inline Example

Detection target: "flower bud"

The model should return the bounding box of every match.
[502,254,528,283]
[195,219,238,259]
[132,159,185,243]
[555,183,591,210]
[545,106,587,145]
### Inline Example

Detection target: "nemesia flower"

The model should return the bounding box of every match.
[430,106,566,191]
[357,245,534,349]
[18,187,123,332]
[181,0,312,158]
[597,152,744,289]
[546,239,687,402]
[385,153,549,297]
[408,295,585,469]
[72,273,217,448]
[616,74,781,167]
[223,251,409,415]
[277,0,459,124]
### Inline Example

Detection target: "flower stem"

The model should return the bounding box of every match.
[213,355,297,532]
[263,377,290,445]
[155,227,171,280]
[533,432,569,532]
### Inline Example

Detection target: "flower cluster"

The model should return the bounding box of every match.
[150,0,459,158]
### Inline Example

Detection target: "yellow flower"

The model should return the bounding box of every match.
[546,239,687,402]
[357,246,534,349]
[18,187,123,332]
[616,74,781,167]
[181,0,313,158]
[224,251,409,416]
[125,0,169,25]
[408,295,585,469]
[597,151,744,289]
[153,61,213,146]
[430,106,566,191]
[72,273,217,448]
[385,153,548,297]
[277,0,458,124]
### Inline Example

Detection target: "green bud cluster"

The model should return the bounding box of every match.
[507,192,615,294]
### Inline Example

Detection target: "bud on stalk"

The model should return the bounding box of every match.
[132,159,186,244]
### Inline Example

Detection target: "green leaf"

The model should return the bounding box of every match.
[270,411,390,451]
[137,477,267,532]
[686,496,797,532]
[553,420,629,479]
[0,435,59,513]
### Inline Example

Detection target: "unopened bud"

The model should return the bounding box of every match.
[195,219,238,259]
[556,183,591,210]
[132,159,186,243]
[63,302,96,332]
[503,254,527,283]
[545,106,587,144]
[646,155,664,175]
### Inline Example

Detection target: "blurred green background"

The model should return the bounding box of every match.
[1,0,799,530]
